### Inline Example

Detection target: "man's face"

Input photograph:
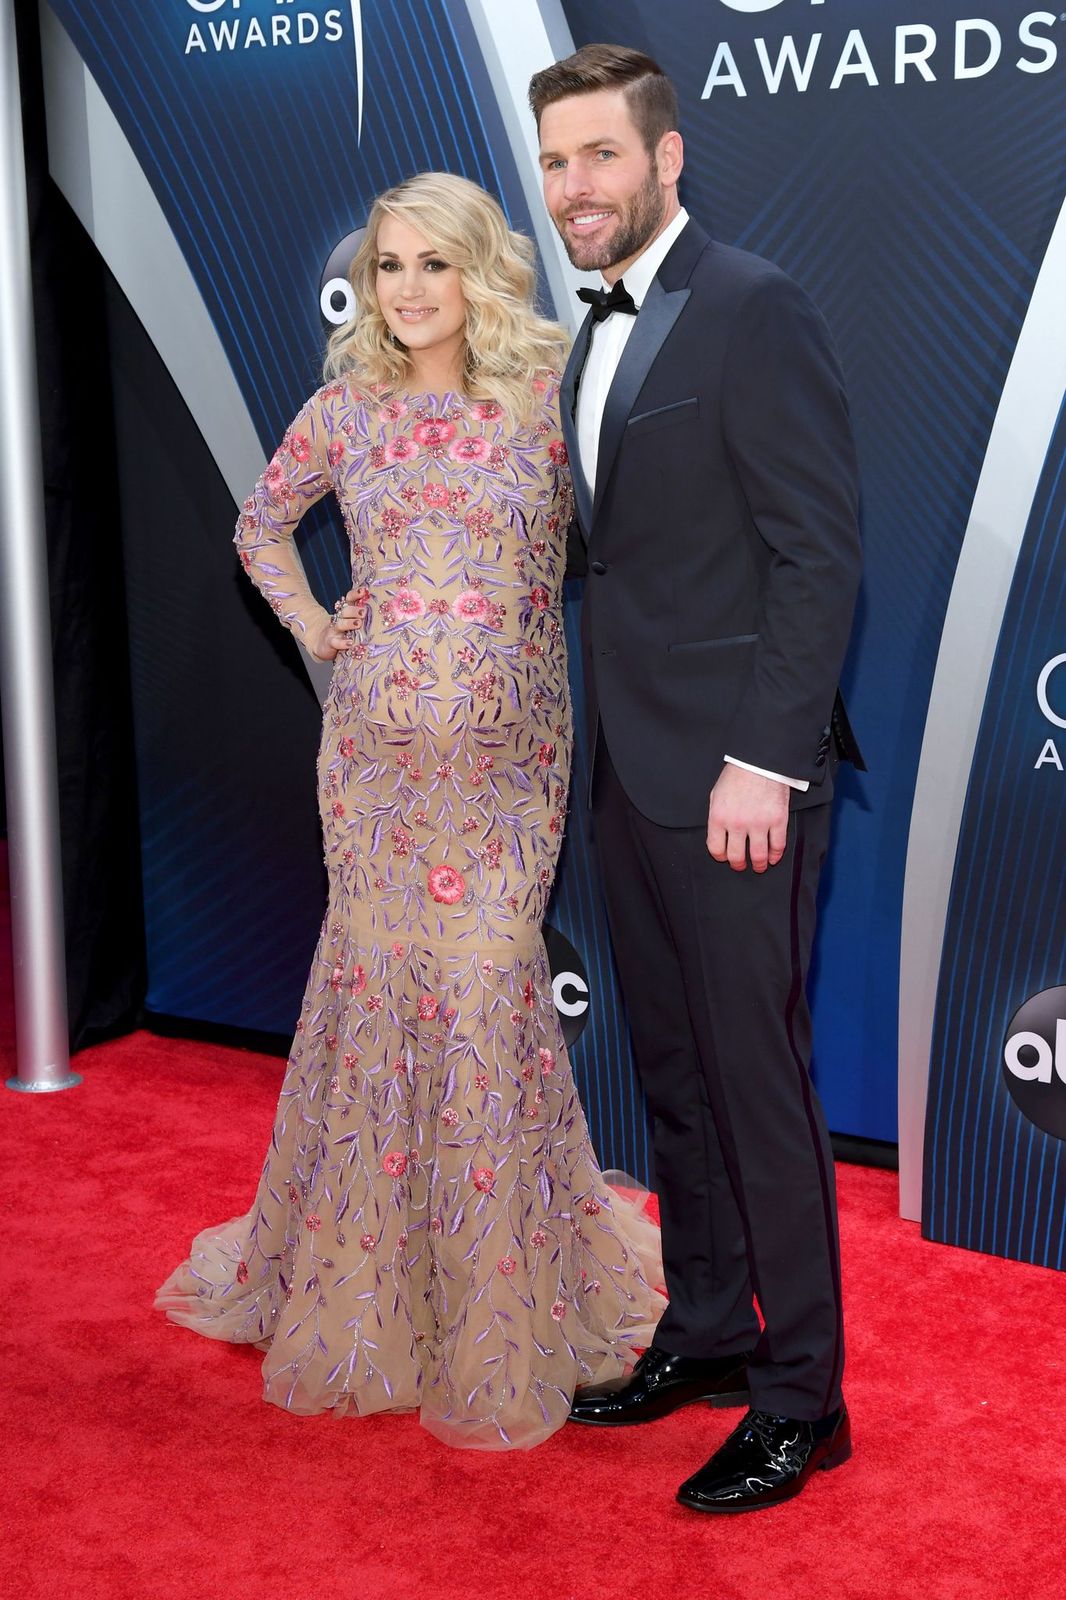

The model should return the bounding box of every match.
[538,88,668,280]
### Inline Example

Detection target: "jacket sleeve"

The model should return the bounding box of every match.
[718,271,861,785]
[564,511,588,579]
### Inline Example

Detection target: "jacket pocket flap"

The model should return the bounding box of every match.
[627,397,700,435]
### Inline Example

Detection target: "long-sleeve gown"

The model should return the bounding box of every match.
[155,373,663,1448]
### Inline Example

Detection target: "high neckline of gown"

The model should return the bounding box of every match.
[395,389,469,407]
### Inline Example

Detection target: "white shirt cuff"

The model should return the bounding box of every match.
[723,755,810,793]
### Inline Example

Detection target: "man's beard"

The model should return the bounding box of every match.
[557,163,666,273]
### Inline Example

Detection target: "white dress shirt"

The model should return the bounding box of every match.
[574,208,807,792]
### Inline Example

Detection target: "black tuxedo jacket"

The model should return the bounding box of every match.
[560,219,863,828]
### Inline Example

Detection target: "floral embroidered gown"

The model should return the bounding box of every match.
[156,374,662,1449]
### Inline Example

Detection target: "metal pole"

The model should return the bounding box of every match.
[1,0,78,1093]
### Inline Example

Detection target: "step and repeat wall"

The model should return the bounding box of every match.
[39,0,1066,1265]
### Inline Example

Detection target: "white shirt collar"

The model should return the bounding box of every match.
[602,207,690,307]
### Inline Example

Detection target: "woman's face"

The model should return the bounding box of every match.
[374,215,467,378]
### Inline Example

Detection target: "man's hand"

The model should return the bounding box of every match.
[707,764,790,873]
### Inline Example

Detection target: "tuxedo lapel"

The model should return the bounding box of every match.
[560,316,594,535]
[591,276,690,527]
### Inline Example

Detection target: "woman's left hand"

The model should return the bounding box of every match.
[309,589,367,661]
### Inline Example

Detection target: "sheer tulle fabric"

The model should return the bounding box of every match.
[156,379,663,1448]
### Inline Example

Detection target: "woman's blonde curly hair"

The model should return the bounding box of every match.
[324,172,569,421]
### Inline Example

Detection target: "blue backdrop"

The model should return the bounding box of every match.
[43,1,1066,1241]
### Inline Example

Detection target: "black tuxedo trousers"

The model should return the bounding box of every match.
[592,733,844,1420]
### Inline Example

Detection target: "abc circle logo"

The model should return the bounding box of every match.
[1003,986,1066,1141]
[544,925,590,1048]
[718,0,788,12]
[319,228,366,328]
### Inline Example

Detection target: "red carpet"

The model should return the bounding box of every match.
[1,947,1063,1596]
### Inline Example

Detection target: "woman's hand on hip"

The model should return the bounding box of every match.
[308,588,367,661]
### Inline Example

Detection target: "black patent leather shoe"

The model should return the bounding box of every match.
[676,1405,852,1513]
[569,1346,750,1426]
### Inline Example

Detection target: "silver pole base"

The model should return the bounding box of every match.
[6,1071,82,1094]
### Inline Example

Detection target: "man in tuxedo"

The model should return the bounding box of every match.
[528,44,863,1513]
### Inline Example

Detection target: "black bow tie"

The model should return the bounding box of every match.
[577,280,638,322]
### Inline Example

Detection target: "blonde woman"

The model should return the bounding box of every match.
[157,173,662,1449]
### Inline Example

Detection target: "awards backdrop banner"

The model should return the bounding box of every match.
[39,0,1066,1258]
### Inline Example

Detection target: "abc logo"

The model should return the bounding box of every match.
[718,0,788,12]
[319,228,366,328]
[544,924,590,1048]
[1003,986,1066,1140]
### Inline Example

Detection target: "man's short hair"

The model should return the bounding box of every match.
[529,43,678,156]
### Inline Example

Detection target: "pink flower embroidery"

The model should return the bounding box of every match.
[381,507,410,540]
[236,1261,249,1284]
[530,586,550,610]
[538,742,556,767]
[383,1152,408,1178]
[360,1233,377,1252]
[338,736,355,758]
[530,1229,547,1249]
[582,1198,602,1217]
[422,483,450,509]
[473,1167,495,1193]
[305,1214,322,1232]
[474,1072,489,1090]
[481,960,494,975]
[393,587,425,620]
[391,941,406,958]
[385,436,418,464]
[431,1217,444,1235]
[465,517,496,556]
[548,440,568,466]
[329,1073,340,1093]
[453,590,489,622]
[263,458,293,503]
[470,400,502,420]
[350,966,367,996]
[413,419,456,449]
[327,439,346,467]
[380,398,409,422]
[428,864,466,905]
[498,1257,517,1276]
[417,994,439,1021]
[550,1300,566,1321]
[288,431,312,463]
[539,1048,556,1073]
[523,978,535,1009]
[448,436,491,465]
